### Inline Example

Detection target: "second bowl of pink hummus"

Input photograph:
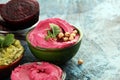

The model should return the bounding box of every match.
[11,62,65,80]
[26,18,83,64]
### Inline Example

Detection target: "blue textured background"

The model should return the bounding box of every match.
[1,0,120,80]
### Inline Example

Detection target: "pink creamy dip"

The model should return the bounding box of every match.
[28,18,80,48]
[11,62,63,80]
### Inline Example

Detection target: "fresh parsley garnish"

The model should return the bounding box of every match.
[45,23,60,40]
[0,34,15,48]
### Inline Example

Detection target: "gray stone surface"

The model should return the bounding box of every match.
[1,0,120,80]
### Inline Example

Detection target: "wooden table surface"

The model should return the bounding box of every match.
[1,0,120,80]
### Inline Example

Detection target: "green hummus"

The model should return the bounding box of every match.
[0,40,24,65]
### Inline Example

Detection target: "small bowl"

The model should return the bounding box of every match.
[26,26,83,65]
[0,54,23,79]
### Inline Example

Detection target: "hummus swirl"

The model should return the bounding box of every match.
[11,62,63,80]
[28,18,80,48]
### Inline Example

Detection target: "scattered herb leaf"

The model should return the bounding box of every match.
[45,23,60,40]
[0,34,15,48]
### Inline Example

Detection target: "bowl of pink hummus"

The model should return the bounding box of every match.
[26,18,83,64]
[11,62,66,80]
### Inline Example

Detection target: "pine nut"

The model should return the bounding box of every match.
[73,30,78,34]
[69,35,74,41]
[65,32,70,37]
[63,37,69,41]
[58,32,64,39]
[78,59,83,65]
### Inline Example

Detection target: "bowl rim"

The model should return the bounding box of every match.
[0,22,36,34]
[26,26,83,50]
[0,53,23,69]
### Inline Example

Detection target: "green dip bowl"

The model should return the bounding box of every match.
[0,53,23,79]
[26,26,83,65]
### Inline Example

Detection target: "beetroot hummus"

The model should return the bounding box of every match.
[11,62,63,80]
[28,18,80,48]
